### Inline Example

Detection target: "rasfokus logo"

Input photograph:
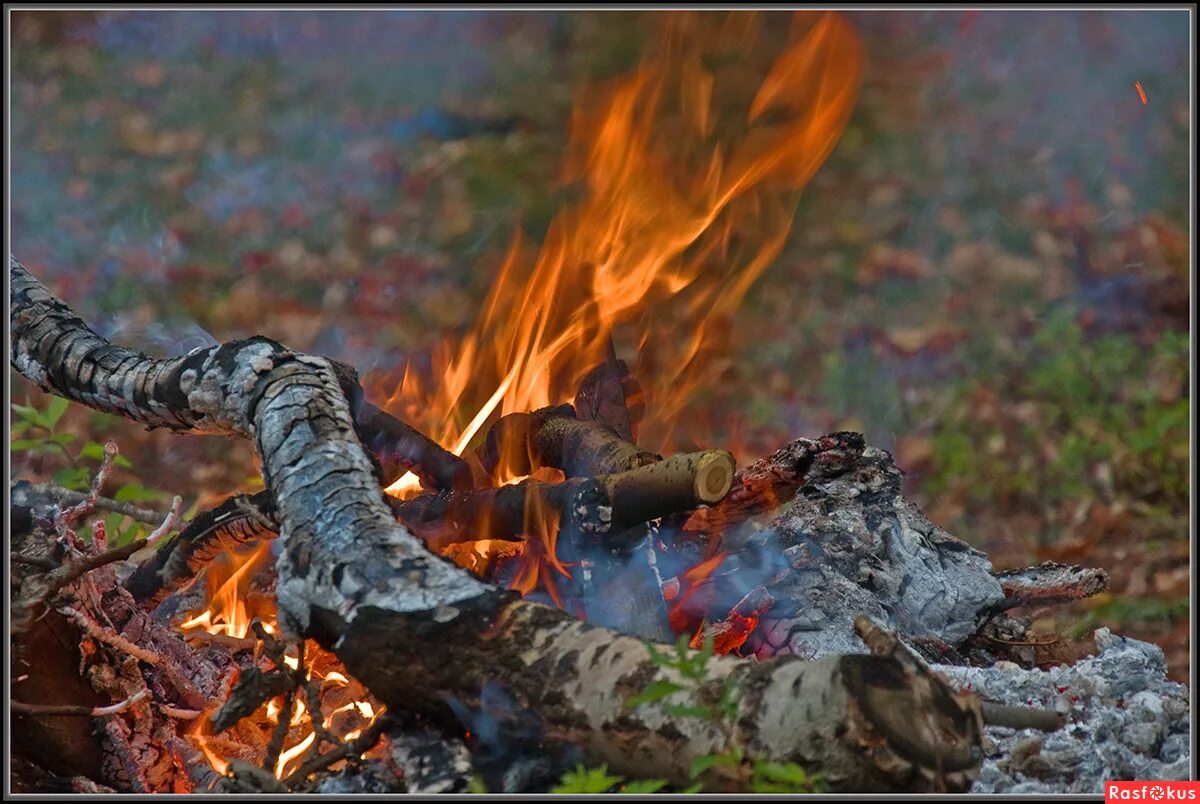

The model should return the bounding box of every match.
[1106,782,1200,801]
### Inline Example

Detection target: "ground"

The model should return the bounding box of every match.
[9,10,1190,681]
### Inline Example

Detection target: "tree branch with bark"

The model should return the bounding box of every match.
[9,256,985,792]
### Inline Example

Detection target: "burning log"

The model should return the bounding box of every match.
[481,403,660,478]
[572,356,643,442]
[126,491,277,605]
[355,399,475,491]
[682,431,866,542]
[387,476,611,552]
[992,562,1110,609]
[10,257,986,792]
[327,357,474,492]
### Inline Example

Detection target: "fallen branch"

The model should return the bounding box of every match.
[11,257,984,792]
[125,491,277,604]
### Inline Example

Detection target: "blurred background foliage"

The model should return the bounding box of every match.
[10,10,1190,678]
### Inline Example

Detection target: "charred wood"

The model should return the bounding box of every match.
[481,403,660,479]
[125,491,277,605]
[682,431,865,543]
[389,476,610,552]
[573,357,642,443]
[11,257,985,792]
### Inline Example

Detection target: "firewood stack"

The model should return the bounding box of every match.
[10,257,1112,793]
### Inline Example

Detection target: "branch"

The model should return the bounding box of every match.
[11,689,149,717]
[10,257,984,792]
[480,403,660,478]
[39,485,167,526]
[682,432,865,542]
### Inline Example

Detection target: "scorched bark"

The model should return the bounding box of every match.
[9,257,985,792]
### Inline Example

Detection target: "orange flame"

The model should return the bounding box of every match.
[179,542,273,639]
[381,11,862,481]
[376,11,860,603]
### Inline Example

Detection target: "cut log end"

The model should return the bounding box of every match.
[693,450,735,503]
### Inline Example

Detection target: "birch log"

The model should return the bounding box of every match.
[9,257,983,792]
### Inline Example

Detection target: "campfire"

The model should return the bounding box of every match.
[10,10,1186,796]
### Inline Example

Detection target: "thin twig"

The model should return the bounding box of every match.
[263,688,297,777]
[12,689,148,717]
[141,495,185,550]
[264,640,308,778]
[47,538,154,597]
[12,554,57,570]
[42,495,184,600]
[983,634,1061,648]
[57,441,119,530]
[282,711,393,789]
[44,485,166,526]
[61,606,161,666]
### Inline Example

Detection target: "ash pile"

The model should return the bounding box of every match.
[940,631,1191,793]
[637,445,1191,794]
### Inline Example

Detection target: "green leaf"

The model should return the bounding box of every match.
[551,764,624,793]
[751,760,826,793]
[644,640,675,670]
[689,754,720,779]
[680,782,705,793]
[11,401,43,425]
[10,438,51,452]
[624,680,686,709]
[114,455,134,469]
[46,396,70,427]
[696,633,715,668]
[80,442,107,461]
[54,466,93,491]
[52,431,77,445]
[619,779,668,794]
[10,419,31,435]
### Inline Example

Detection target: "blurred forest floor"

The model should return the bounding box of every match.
[10,11,1191,680]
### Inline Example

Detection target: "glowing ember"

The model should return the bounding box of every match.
[276,731,316,779]
[179,546,383,780]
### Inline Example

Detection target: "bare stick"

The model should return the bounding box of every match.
[57,441,118,530]
[61,606,161,666]
[12,554,57,571]
[979,701,1065,732]
[43,497,184,602]
[38,485,166,526]
[160,705,203,720]
[11,689,149,717]
[481,404,660,479]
